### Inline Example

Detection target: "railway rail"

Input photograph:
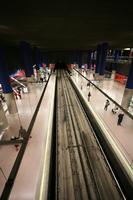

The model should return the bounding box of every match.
[55,70,125,200]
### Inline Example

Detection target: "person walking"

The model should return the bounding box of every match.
[117,113,124,125]
[104,99,110,111]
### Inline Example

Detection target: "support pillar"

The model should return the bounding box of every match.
[99,43,108,80]
[4,93,18,114]
[77,51,82,68]
[112,49,120,72]
[121,58,133,109]
[111,70,116,80]
[95,44,102,79]
[87,50,92,69]
[114,49,120,62]
[34,47,42,70]
[73,52,77,66]
[0,102,8,130]
[20,41,33,78]
[91,51,95,70]
[111,49,121,79]
[121,89,133,109]
[73,52,78,67]
[0,47,18,114]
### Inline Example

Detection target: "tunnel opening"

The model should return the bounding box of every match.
[54,61,68,70]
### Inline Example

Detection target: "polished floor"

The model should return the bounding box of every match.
[0,70,133,199]
[10,74,56,200]
[0,81,46,198]
[72,69,133,164]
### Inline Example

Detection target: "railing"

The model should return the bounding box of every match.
[0,74,51,199]
[73,68,133,167]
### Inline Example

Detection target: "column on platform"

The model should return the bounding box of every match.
[71,52,75,66]
[43,54,49,66]
[111,70,116,80]
[34,47,42,70]
[111,49,120,79]
[77,51,82,68]
[91,51,95,70]
[121,58,133,109]
[87,50,92,70]
[99,43,108,79]
[95,44,102,79]
[0,47,18,115]
[73,52,79,68]
[20,41,33,78]
[0,101,8,131]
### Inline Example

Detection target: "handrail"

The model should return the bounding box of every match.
[0,167,7,181]
[69,73,133,199]
[73,68,133,120]
[0,74,51,200]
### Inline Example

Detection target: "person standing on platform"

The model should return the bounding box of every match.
[88,91,91,101]
[112,106,118,114]
[17,87,21,99]
[87,82,90,87]
[104,99,110,111]
[0,93,6,102]
[40,73,44,83]
[14,91,18,100]
[93,73,95,79]
[117,113,124,125]
[80,79,83,90]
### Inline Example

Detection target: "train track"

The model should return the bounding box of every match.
[56,70,125,200]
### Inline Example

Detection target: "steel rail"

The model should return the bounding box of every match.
[56,70,125,200]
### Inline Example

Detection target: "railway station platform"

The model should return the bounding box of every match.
[72,69,133,166]
[0,69,133,199]
[0,74,56,199]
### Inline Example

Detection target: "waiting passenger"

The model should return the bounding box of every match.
[104,99,110,111]
[112,106,118,114]
[117,113,124,125]
[87,82,90,87]
[0,93,6,102]
[88,92,91,101]
[17,88,21,99]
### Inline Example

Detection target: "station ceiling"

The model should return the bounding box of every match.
[0,1,133,52]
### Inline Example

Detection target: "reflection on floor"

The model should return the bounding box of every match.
[72,69,133,165]
[0,70,133,198]
[0,82,45,196]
